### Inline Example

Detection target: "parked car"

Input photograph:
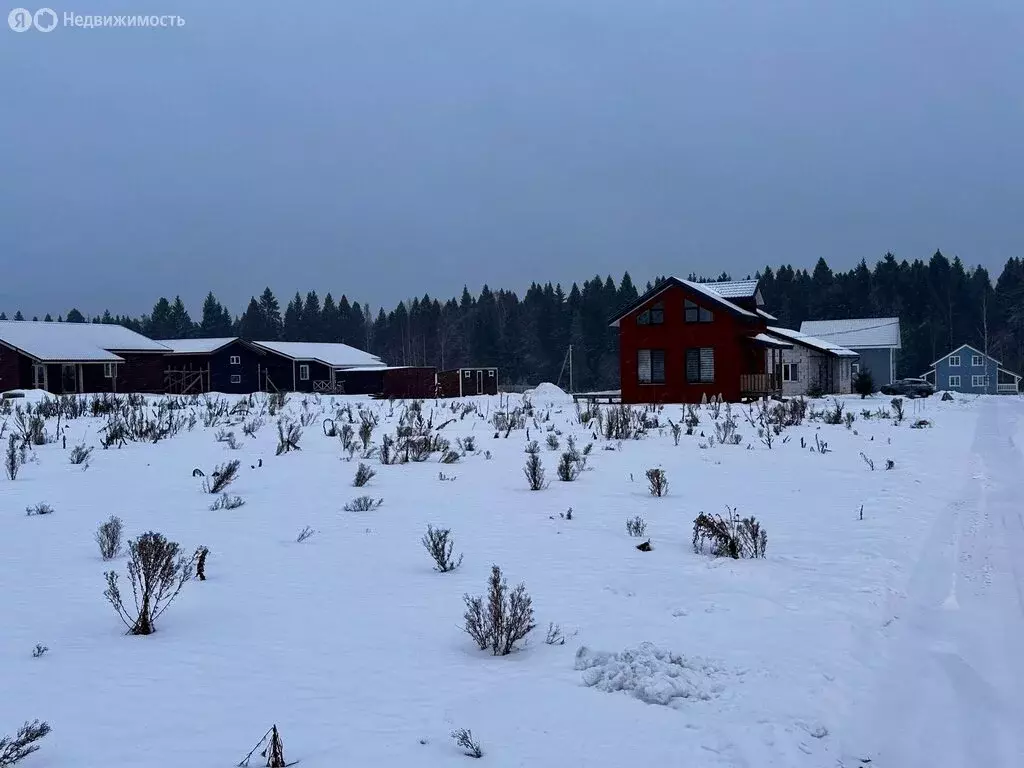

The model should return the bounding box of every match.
[880,378,935,398]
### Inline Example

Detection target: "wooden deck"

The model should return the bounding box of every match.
[571,389,622,404]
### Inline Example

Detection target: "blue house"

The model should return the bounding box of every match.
[924,344,1021,395]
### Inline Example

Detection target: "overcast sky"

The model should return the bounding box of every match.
[2,0,1022,318]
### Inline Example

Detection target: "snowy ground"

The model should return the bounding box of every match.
[1,387,1022,767]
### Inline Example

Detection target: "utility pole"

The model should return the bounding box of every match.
[569,344,573,393]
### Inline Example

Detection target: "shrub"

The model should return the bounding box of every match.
[4,435,18,480]
[823,399,845,425]
[853,369,874,398]
[806,382,826,398]
[343,495,383,512]
[95,516,124,560]
[460,436,477,453]
[450,728,483,759]
[202,460,240,494]
[463,565,535,656]
[422,525,463,572]
[891,397,905,424]
[545,433,560,451]
[625,515,647,537]
[296,525,316,543]
[25,503,54,517]
[103,531,196,635]
[646,467,668,497]
[209,494,245,511]
[692,507,767,559]
[69,443,93,465]
[276,420,302,455]
[0,720,51,766]
[31,644,48,659]
[524,453,547,490]
[668,420,682,445]
[195,546,209,581]
[353,462,376,487]
[556,451,580,481]
[439,449,461,464]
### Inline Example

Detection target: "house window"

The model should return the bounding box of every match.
[103,362,115,378]
[637,349,666,384]
[971,375,989,388]
[685,348,714,383]
[971,354,983,367]
[32,364,45,388]
[851,362,860,375]
[299,364,310,381]
[948,375,961,387]
[949,355,961,367]
[230,374,242,384]
[782,363,799,382]
[230,355,241,366]
[488,370,495,377]
[465,370,471,378]
[636,302,664,326]
[684,300,714,323]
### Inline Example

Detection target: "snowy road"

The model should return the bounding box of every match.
[853,399,1024,768]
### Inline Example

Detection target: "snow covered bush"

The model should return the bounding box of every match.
[103,531,196,635]
[69,443,93,465]
[25,503,54,517]
[854,369,875,398]
[463,565,535,656]
[891,397,905,424]
[353,462,376,487]
[524,453,547,490]
[692,508,767,559]
[344,495,383,512]
[575,643,720,707]
[202,460,240,494]
[209,493,245,511]
[646,468,668,497]
[4,435,18,480]
[95,515,124,560]
[422,525,463,572]
[546,433,560,451]
[275,419,302,455]
[625,516,647,537]
[450,728,483,758]
[0,720,50,766]
[556,451,579,481]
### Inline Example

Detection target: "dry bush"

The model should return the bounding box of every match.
[353,462,376,487]
[103,531,196,635]
[209,493,245,511]
[692,507,767,559]
[69,443,93,465]
[625,515,647,537]
[296,526,316,543]
[4,435,18,480]
[0,720,50,766]
[556,451,579,481]
[422,525,463,572]
[95,515,124,560]
[524,453,547,490]
[276,420,302,455]
[202,460,240,494]
[343,495,383,512]
[450,728,483,759]
[25,503,54,517]
[463,565,535,656]
[646,467,668,497]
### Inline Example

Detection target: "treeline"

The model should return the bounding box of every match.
[4,250,1023,389]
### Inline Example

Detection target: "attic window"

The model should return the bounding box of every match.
[230,355,241,365]
[684,300,713,323]
[637,302,664,326]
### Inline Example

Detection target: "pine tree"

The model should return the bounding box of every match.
[258,288,283,340]
[13,311,24,321]
[66,308,86,323]
[237,297,265,340]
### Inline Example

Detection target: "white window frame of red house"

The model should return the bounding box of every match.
[299,364,310,381]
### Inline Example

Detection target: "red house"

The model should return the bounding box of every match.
[608,277,790,404]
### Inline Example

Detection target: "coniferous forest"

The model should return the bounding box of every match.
[4,250,1024,391]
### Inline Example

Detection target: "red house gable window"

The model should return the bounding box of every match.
[684,299,714,323]
[636,302,664,326]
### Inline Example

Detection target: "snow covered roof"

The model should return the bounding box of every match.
[767,326,859,357]
[799,318,901,349]
[0,320,169,363]
[749,333,792,349]
[703,279,759,299]
[252,341,384,369]
[608,277,756,325]
[161,337,241,355]
[756,308,778,321]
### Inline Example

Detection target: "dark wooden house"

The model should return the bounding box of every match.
[161,338,267,394]
[438,367,499,397]
[335,366,437,398]
[0,320,169,395]
[250,341,387,393]
[608,278,790,404]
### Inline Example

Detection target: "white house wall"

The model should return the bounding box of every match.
[770,346,852,396]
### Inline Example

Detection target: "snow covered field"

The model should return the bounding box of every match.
[2,387,1023,767]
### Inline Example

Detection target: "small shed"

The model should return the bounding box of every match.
[335,366,437,399]
[438,367,498,397]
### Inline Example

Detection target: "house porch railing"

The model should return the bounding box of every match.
[312,380,345,394]
[997,383,1019,394]
[739,373,781,395]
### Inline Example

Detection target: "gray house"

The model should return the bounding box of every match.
[765,327,858,396]
[800,317,901,386]
[923,344,1021,395]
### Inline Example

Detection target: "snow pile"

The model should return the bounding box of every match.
[524,382,572,406]
[574,642,724,707]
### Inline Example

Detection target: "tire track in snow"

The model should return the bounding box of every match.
[847,399,1024,768]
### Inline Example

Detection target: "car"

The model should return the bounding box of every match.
[880,377,935,398]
